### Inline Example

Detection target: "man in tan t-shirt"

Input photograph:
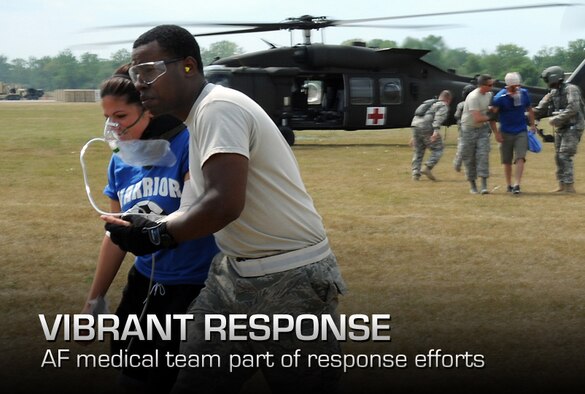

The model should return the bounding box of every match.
[460,74,496,194]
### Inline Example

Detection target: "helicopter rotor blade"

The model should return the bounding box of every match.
[192,26,286,37]
[81,21,287,33]
[72,26,288,49]
[332,3,576,25]
[69,39,135,49]
[85,2,576,32]
[76,3,577,48]
[71,28,277,49]
[340,23,463,30]
[188,24,463,33]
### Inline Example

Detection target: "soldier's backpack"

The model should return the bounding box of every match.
[414,98,439,117]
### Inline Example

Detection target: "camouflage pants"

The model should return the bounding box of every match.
[461,124,491,181]
[172,252,347,394]
[411,128,444,176]
[554,127,583,184]
[453,127,463,169]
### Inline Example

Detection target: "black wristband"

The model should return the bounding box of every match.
[145,222,178,249]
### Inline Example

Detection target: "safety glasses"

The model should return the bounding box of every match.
[129,58,183,85]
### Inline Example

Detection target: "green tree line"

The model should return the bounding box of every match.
[346,36,585,87]
[0,41,243,92]
[0,36,582,91]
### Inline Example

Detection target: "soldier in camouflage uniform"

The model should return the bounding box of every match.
[460,75,497,194]
[410,90,452,181]
[533,66,585,193]
[453,84,476,172]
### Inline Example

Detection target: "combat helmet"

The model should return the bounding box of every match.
[541,66,564,86]
[461,84,475,99]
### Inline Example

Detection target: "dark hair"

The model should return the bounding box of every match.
[133,24,204,73]
[477,74,493,86]
[99,64,141,104]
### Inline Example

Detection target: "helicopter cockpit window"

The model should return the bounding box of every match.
[349,78,373,105]
[380,78,402,105]
[305,80,323,105]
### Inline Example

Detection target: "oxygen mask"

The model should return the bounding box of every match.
[103,118,124,152]
[102,117,177,167]
[80,117,178,216]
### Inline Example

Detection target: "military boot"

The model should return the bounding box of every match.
[480,177,489,194]
[551,182,565,193]
[422,166,436,181]
[564,183,576,193]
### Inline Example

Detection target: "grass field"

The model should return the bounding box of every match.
[1,102,585,393]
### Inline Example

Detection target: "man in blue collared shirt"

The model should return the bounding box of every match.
[491,72,537,195]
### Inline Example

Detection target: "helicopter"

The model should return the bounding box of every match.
[87,4,585,145]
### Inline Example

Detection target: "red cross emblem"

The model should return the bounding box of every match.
[366,107,386,126]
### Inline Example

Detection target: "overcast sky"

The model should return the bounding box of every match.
[1,0,583,61]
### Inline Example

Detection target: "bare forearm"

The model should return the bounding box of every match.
[84,236,126,308]
[489,120,498,133]
[166,153,248,243]
[472,110,491,124]
[166,189,242,243]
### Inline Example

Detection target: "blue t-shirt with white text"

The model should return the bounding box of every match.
[104,128,218,285]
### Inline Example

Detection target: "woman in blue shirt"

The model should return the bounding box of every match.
[81,65,218,393]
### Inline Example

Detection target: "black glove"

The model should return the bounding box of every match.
[537,128,555,143]
[105,215,177,256]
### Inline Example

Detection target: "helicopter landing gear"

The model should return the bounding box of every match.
[279,126,296,146]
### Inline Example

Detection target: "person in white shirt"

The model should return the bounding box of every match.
[460,75,497,194]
